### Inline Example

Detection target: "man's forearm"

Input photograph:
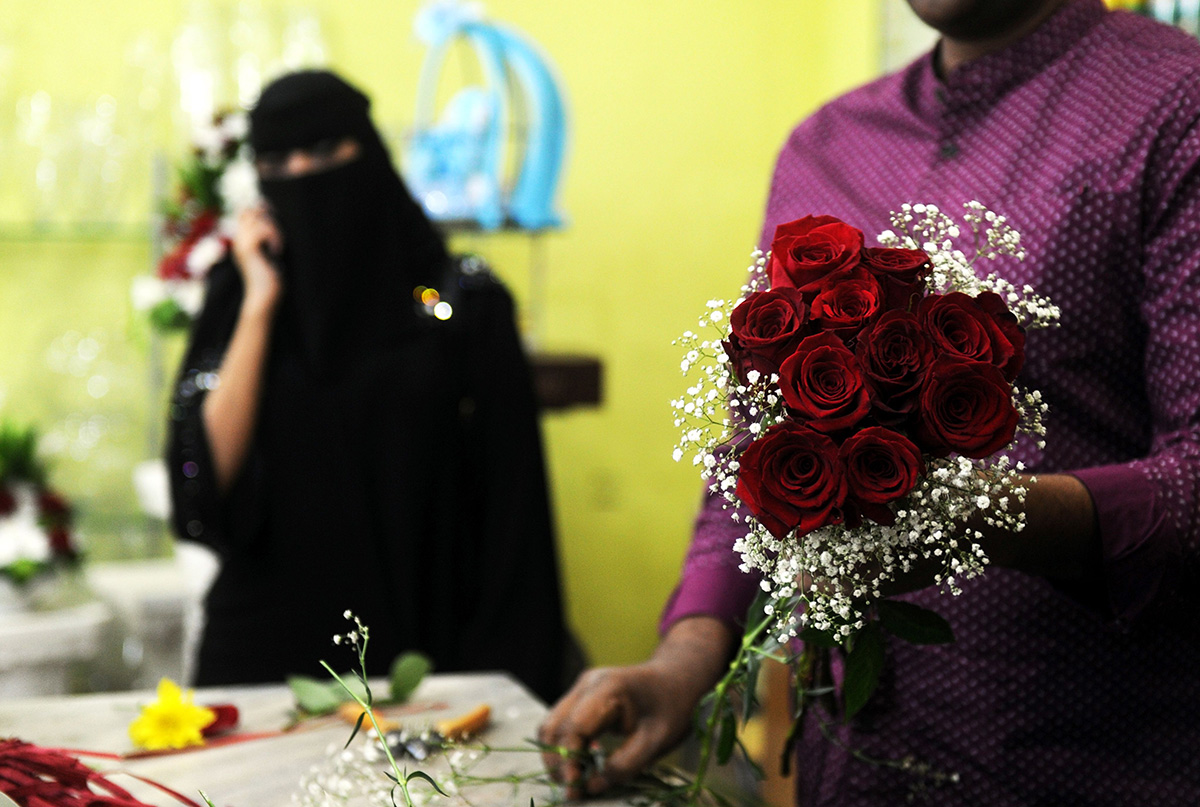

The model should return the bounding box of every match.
[980,472,1100,581]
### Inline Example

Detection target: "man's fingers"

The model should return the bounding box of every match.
[538,672,630,794]
[586,725,664,795]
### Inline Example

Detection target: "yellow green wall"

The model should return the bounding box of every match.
[0,1,883,665]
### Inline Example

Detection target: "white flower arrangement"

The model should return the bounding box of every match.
[133,112,259,333]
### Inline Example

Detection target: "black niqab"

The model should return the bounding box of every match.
[250,70,449,379]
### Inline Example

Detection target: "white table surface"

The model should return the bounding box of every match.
[0,672,630,807]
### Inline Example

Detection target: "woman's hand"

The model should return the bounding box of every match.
[231,204,283,313]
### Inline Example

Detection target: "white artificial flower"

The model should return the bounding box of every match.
[0,496,51,568]
[130,275,168,311]
[186,233,227,277]
[220,111,249,142]
[193,123,226,166]
[171,280,207,316]
[218,157,261,213]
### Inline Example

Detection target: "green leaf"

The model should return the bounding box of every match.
[877,599,954,645]
[389,652,432,703]
[798,626,839,648]
[337,672,370,702]
[716,710,737,765]
[0,421,45,486]
[287,675,343,715]
[354,667,374,707]
[733,734,765,781]
[842,623,885,720]
[149,299,190,332]
[744,589,775,635]
[741,654,761,725]
[406,770,449,796]
[344,710,365,749]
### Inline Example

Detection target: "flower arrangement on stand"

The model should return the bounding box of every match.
[0,421,80,609]
[131,112,259,333]
[671,202,1059,798]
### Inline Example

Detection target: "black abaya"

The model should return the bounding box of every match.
[165,71,575,703]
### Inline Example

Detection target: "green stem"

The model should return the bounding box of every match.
[321,661,417,807]
[686,612,773,803]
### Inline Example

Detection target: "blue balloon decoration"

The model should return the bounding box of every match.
[405,1,568,231]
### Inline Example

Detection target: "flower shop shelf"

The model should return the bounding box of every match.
[0,601,111,698]
[0,222,152,242]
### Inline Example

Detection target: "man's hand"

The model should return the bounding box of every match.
[539,617,734,798]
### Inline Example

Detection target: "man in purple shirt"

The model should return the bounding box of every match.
[543,0,1200,804]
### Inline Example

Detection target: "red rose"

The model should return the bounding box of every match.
[725,288,810,381]
[735,421,846,539]
[48,526,75,558]
[157,244,192,281]
[861,247,930,310]
[157,209,219,281]
[856,310,933,424]
[917,357,1019,458]
[839,426,924,526]
[767,215,864,295]
[38,490,70,519]
[809,270,884,339]
[778,332,872,433]
[919,292,1026,381]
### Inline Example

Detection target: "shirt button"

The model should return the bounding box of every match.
[935,88,948,104]
[940,142,959,159]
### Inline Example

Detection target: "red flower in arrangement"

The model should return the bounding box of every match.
[725,288,810,381]
[768,215,864,295]
[856,310,934,424]
[809,269,885,339]
[736,421,847,539]
[678,211,1046,549]
[37,490,70,519]
[840,426,924,526]
[778,332,872,433]
[919,291,1026,381]
[47,526,75,559]
[157,209,220,281]
[918,356,1020,458]
[861,246,930,310]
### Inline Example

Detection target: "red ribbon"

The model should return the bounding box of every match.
[0,738,204,806]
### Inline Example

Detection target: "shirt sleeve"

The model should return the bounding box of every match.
[1071,78,1200,625]
[659,478,762,635]
[164,259,265,559]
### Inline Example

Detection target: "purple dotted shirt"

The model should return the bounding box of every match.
[662,2,1200,803]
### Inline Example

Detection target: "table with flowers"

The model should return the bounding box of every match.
[0,672,638,807]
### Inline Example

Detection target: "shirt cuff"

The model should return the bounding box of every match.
[1070,463,1171,625]
[659,564,760,636]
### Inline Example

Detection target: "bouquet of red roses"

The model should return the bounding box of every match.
[670,203,1058,799]
[674,202,1058,644]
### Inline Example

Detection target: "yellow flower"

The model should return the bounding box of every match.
[128,678,216,751]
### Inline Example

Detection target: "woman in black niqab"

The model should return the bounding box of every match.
[167,70,576,702]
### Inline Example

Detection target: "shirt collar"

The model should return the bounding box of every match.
[907,0,1108,114]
